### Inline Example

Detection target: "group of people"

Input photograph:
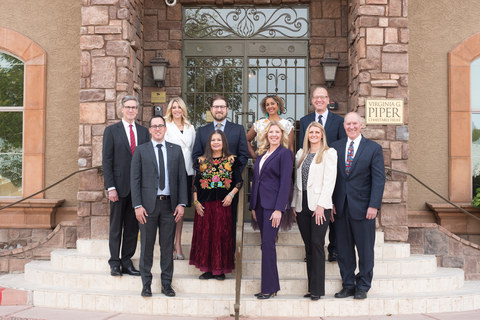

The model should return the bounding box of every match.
[101,86,385,301]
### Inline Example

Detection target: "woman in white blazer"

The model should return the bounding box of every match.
[164,97,196,260]
[291,121,337,301]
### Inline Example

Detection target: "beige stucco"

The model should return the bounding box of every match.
[0,0,81,207]
[409,0,480,211]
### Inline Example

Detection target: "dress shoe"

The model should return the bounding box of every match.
[110,266,122,276]
[122,266,140,276]
[310,295,321,301]
[215,274,225,281]
[199,272,213,280]
[334,288,355,298]
[257,291,277,300]
[328,253,338,262]
[303,293,311,298]
[141,284,152,297]
[354,288,367,299]
[161,283,176,297]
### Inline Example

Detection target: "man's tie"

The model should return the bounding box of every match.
[346,141,354,175]
[129,124,136,155]
[318,115,323,126]
[216,123,222,131]
[156,144,165,190]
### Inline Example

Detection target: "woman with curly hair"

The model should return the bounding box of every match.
[189,130,243,280]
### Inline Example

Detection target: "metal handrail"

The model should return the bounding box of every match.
[386,168,480,222]
[0,166,102,211]
[234,168,246,320]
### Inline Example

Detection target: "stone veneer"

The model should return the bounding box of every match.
[348,0,409,241]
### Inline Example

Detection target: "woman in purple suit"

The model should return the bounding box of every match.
[250,121,294,299]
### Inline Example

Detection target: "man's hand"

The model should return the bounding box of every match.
[174,205,184,222]
[366,207,378,220]
[331,204,336,222]
[135,207,148,224]
[108,189,119,202]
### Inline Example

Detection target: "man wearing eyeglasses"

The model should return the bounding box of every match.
[131,115,188,297]
[298,87,346,263]
[192,94,249,250]
[102,95,150,277]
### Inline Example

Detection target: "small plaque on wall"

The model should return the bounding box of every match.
[365,99,404,125]
[151,92,166,103]
[206,111,213,123]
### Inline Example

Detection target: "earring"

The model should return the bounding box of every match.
[266,113,269,119]
[278,110,281,115]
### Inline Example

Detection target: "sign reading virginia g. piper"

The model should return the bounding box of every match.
[365,99,404,125]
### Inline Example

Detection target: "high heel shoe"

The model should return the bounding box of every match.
[256,291,277,300]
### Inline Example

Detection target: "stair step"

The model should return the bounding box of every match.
[51,249,436,276]
[0,273,478,317]
[24,261,464,294]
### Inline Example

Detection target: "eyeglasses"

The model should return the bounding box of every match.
[312,95,329,100]
[150,124,166,129]
[212,105,227,110]
[123,106,138,110]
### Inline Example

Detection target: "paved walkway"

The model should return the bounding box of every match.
[0,306,479,320]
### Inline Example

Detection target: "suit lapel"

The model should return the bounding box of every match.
[116,121,132,155]
[170,122,187,146]
[223,121,232,137]
[323,112,332,132]
[259,146,282,177]
[147,142,158,174]
[349,136,367,175]
[337,139,347,178]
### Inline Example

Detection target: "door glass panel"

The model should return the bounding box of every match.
[471,58,480,197]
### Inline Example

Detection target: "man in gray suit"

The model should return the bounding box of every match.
[131,115,188,297]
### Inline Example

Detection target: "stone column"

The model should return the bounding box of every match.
[77,0,145,239]
[348,0,409,241]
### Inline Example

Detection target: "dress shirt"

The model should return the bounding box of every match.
[315,109,329,127]
[152,140,170,196]
[213,119,227,132]
[345,135,362,163]
[122,118,138,146]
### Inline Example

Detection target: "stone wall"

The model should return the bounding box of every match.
[409,223,480,280]
[348,0,409,241]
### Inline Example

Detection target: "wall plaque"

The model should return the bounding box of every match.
[151,92,166,103]
[365,99,404,125]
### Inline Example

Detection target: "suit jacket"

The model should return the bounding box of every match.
[330,136,385,220]
[191,121,249,171]
[102,121,150,198]
[299,111,346,147]
[130,141,188,214]
[249,146,293,212]
[165,121,196,176]
[291,148,337,212]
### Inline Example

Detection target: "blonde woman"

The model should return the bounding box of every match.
[291,122,337,301]
[249,121,293,299]
[164,97,196,260]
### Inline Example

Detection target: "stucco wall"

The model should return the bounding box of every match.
[0,0,81,207]
[409,0,480,211]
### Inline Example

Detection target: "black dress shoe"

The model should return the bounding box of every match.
[311,295,321,301]
[215,274,225,281]
[354,288,367,299]
[141,284,152,297]
[199,272,213,280]
[328,253,338,262]
[334,288,355,298]
[161,283,176,297]
[110,266,122,276]
[122,266,141,276]
[303,293,311,298]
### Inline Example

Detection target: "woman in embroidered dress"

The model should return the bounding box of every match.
[189,130,243,280]
[164,97,196,260]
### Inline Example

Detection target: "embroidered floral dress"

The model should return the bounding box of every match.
[189,156,243,275]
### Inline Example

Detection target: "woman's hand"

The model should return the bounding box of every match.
[222,194,232,207]
[313,206,326,225]
[195,202,204,217]
[292,207,297,218]
[251,209,257,222]
[270,210,282,228]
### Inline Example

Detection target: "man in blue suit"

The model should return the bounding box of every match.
[330,112,385,300]
[192,95,249,249]
[298,87,346,262]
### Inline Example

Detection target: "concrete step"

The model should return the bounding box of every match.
[0,273,478,317]
[23,261,464,295]
[51,249,436,276]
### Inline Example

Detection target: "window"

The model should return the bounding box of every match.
[471,58,480,196]
[0,52,24,196]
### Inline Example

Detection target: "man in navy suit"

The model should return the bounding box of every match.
[192,95,249,249]
[298,87,346,262]
[330,112,385,300]
[102,95,150,277]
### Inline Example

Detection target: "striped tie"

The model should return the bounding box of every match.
[346,141,354,175]
[129,124,136,155]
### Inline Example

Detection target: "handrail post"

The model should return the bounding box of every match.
[234,168,246,320]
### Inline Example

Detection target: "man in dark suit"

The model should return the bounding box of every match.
[330,112,385,300]
[298,87,346,262]
[192,95,249,248]
[102,95,150,277]
[131,115,188,297]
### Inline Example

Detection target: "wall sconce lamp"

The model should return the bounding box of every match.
[321,54,340,88]
[149,53,170,88]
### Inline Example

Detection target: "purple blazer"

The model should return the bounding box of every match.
[249,145,294,212]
